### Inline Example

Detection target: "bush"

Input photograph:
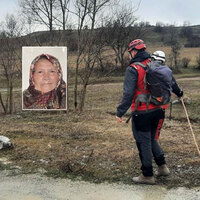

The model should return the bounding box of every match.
[181,57,191,68]
[196,53,200,69]
[67,37,78,52]
[185,35,200,47]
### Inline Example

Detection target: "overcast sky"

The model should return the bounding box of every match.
[0,0,18,20]
[134,0,200,26]
[0,0,200,27]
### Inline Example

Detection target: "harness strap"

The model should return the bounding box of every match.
[131,62,148,92]
[126,107,163,123]
[133,62,147,69]
[134,94,150,112]
[131,62,150,111]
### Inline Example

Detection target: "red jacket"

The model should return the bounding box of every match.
[131,60,160,111]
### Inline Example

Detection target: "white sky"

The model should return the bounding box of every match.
[134,0,200,26]
[0,0,200,28]
[0,0,18,20]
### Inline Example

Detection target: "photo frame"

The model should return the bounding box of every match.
[22,46,67,110]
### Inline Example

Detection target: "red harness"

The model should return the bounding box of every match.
[130,60,160,111]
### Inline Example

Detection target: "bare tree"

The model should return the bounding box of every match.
[19,0,72,46]
[181,57,191,68]
[196,53,200,70]
[163,25,182,70]
[19,0,57,31]
[180,21,193,39]
[169,41,181,71]
[57,0,70,30]
[103,6,146,68]
[154,22,165,33]
[19,0,72,31]
[0,14,23,114]
[73,0,113,111]
[163,25,179,45]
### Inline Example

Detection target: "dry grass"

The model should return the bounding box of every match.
[68,47,200,69]
[148,46,200,66]
[0,75,200,188]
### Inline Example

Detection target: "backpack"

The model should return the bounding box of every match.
[134,61,173,106]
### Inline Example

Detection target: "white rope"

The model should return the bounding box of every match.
[181,97,200,156]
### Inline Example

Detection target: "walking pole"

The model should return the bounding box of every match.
[180,97,200,156]
[169,100,172,121]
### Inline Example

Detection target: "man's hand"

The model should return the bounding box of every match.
[177,90,183,98]
[116,116,123,123]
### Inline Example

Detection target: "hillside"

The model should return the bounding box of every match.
[21,24,200,51]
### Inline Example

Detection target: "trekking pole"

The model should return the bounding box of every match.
[180,97,200,156]
[169,100,172,121]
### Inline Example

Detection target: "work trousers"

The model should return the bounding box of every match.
[132,108,166,177]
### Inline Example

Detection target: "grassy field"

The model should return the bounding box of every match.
[0,72,200,188]
[148,46,200,66]
[68,47,200,69]
[0,46,200,188]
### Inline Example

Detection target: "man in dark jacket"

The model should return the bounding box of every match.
[116,41,183,184]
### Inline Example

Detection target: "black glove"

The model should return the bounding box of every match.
[177,90,183,97]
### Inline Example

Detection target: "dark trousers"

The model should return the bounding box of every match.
[132,108,166,177]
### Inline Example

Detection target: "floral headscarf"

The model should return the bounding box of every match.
[23,54,66,110]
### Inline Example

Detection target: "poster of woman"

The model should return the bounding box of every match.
[22,47,67,110]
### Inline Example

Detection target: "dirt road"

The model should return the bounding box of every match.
[0,171,200,200]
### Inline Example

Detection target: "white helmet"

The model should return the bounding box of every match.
[151,50,165,63]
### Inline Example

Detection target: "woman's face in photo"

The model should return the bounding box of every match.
[33,59,59,93]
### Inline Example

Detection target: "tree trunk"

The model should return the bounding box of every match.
[79,83,87,112]
[63,9,66,31]
[50,0,53,31]
[9,80,13,114]
[74,58,79,110]
[0,92,7,114]
[119,53,125,69]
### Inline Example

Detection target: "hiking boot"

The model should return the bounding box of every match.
[132,174,155,185]
[156,164,170,176]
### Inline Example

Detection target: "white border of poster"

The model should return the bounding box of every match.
[22,46,67,111]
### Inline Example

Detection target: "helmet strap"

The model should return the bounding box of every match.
[129,51,134,59]
[129,50,137,59]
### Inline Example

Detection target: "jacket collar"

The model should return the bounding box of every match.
[130,50,151,64]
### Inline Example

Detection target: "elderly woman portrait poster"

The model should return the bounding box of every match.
[22,47,67,110]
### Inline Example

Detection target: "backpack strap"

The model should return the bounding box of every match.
[131,62,151,112]
[133,62,148,69]
[131,62,148,91]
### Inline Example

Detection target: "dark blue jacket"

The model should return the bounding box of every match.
[116,52,182,118]
[117,50,151,117]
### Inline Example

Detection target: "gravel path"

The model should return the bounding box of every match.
[0,171,200,200]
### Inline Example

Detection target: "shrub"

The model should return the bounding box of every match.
[185,35,200,47]
[181,57,191,68]
[196,53,200,69]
